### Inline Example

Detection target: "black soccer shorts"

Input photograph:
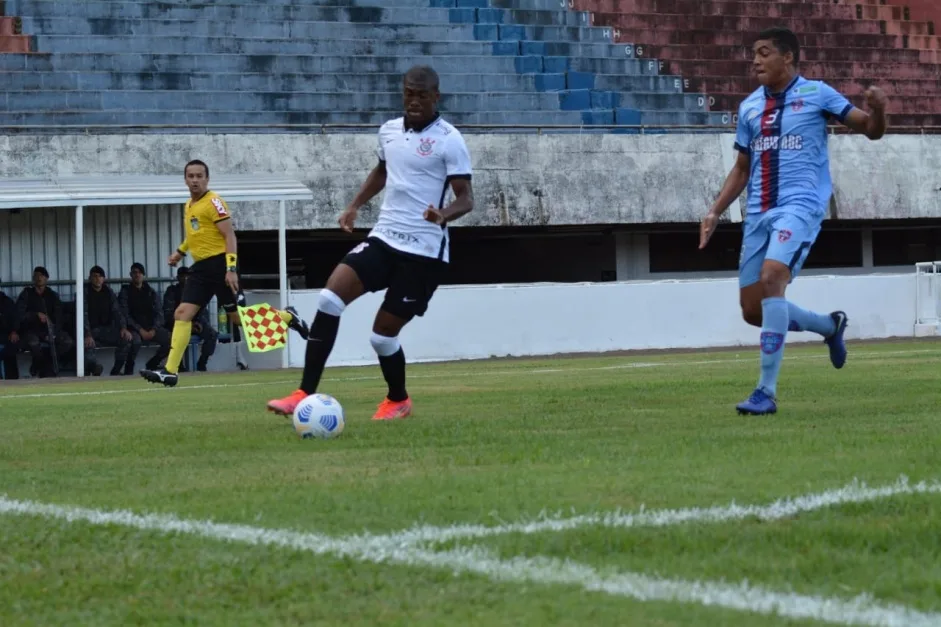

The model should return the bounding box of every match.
[340,237,447,321]
[182,253,239,313]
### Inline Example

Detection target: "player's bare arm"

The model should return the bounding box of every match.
[700,151,751,249]
[842,86,888,140]
[424,178,473,225]
[214,217,240,294]
[340,161,388,233]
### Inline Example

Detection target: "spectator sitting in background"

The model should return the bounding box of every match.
[16,266,73,377]
[84,265,132,376]
[120,263,170,373]
[0,280,20,379]
[163,266,217,371]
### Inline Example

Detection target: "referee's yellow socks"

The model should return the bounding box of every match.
[166,320,193,374]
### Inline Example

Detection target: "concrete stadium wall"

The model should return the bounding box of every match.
[223,273,921,371]
[1,133,939,230]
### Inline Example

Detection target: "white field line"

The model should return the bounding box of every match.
[1,348,938,401]
[0,379,299,400]
[1,478,940,627]
[410,546,940,627]
[378,476,941,548]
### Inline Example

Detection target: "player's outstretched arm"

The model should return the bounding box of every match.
[339,161,387,232]
[700,151,750,249]
[842,87,887,140]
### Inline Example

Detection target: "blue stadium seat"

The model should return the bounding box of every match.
[0,0,735,131]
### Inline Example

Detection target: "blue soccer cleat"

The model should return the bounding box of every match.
[736,388,777,416]
[824,311,849,369]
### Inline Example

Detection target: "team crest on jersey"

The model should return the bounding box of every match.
[190,217,200,231]
[778,229,792,243]
[791,98,804,112]
[417,137,435,157]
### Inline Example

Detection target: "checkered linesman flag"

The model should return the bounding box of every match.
[235,303,288,353]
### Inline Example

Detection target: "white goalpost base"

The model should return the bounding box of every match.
[914,261,941,337]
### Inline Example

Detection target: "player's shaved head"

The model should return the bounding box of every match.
[404,65,439,91]
[402,65,440,128]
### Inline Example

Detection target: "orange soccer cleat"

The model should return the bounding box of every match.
[372,397,412,421]
[267,389,308,416]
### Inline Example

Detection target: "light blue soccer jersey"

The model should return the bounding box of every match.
[734,75,854,215]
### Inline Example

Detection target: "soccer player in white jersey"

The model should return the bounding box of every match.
[699,27,887,415]
[267,66,474,420]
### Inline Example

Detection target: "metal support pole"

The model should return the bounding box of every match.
[278,200,289,369]
[75,205,84,377]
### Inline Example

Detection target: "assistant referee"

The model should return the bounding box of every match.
[141,160,307,387]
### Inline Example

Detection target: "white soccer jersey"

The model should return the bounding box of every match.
[369,115,473,263]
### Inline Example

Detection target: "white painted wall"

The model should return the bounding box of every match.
[262,273,920,369]
[12,273,920,378]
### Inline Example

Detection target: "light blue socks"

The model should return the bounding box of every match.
[788,302,836,337]
[758,297,790,397]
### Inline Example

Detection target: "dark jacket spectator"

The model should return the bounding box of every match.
[83,265,133,376]
[16,266,74,377]
[119,263,170,371]
[0,284,20,379]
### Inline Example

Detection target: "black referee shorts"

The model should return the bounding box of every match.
[340,237,447,321]
[182,253,238,313]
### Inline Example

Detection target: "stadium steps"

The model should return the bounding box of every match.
[569,0,941,128]
[0,70,686,94]
[0,0,731,130]
[0,52,655,73]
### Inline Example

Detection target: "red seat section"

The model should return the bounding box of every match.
[881,0,941,26]
[0,16,32,53]
[574,0,941,128]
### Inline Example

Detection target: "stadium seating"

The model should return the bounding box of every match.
[0,0,937,130]
[0,0,728,130]
[571,0,941,128]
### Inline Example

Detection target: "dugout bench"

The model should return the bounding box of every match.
[0,301,203,379]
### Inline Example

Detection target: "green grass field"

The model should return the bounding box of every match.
[2,340,941,626]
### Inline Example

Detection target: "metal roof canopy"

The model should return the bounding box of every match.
[0,174,313,209]
[0,174,314,377]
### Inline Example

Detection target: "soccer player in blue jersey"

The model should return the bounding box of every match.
[699,27,887,415]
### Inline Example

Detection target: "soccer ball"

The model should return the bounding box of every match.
[292,394,345,440]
